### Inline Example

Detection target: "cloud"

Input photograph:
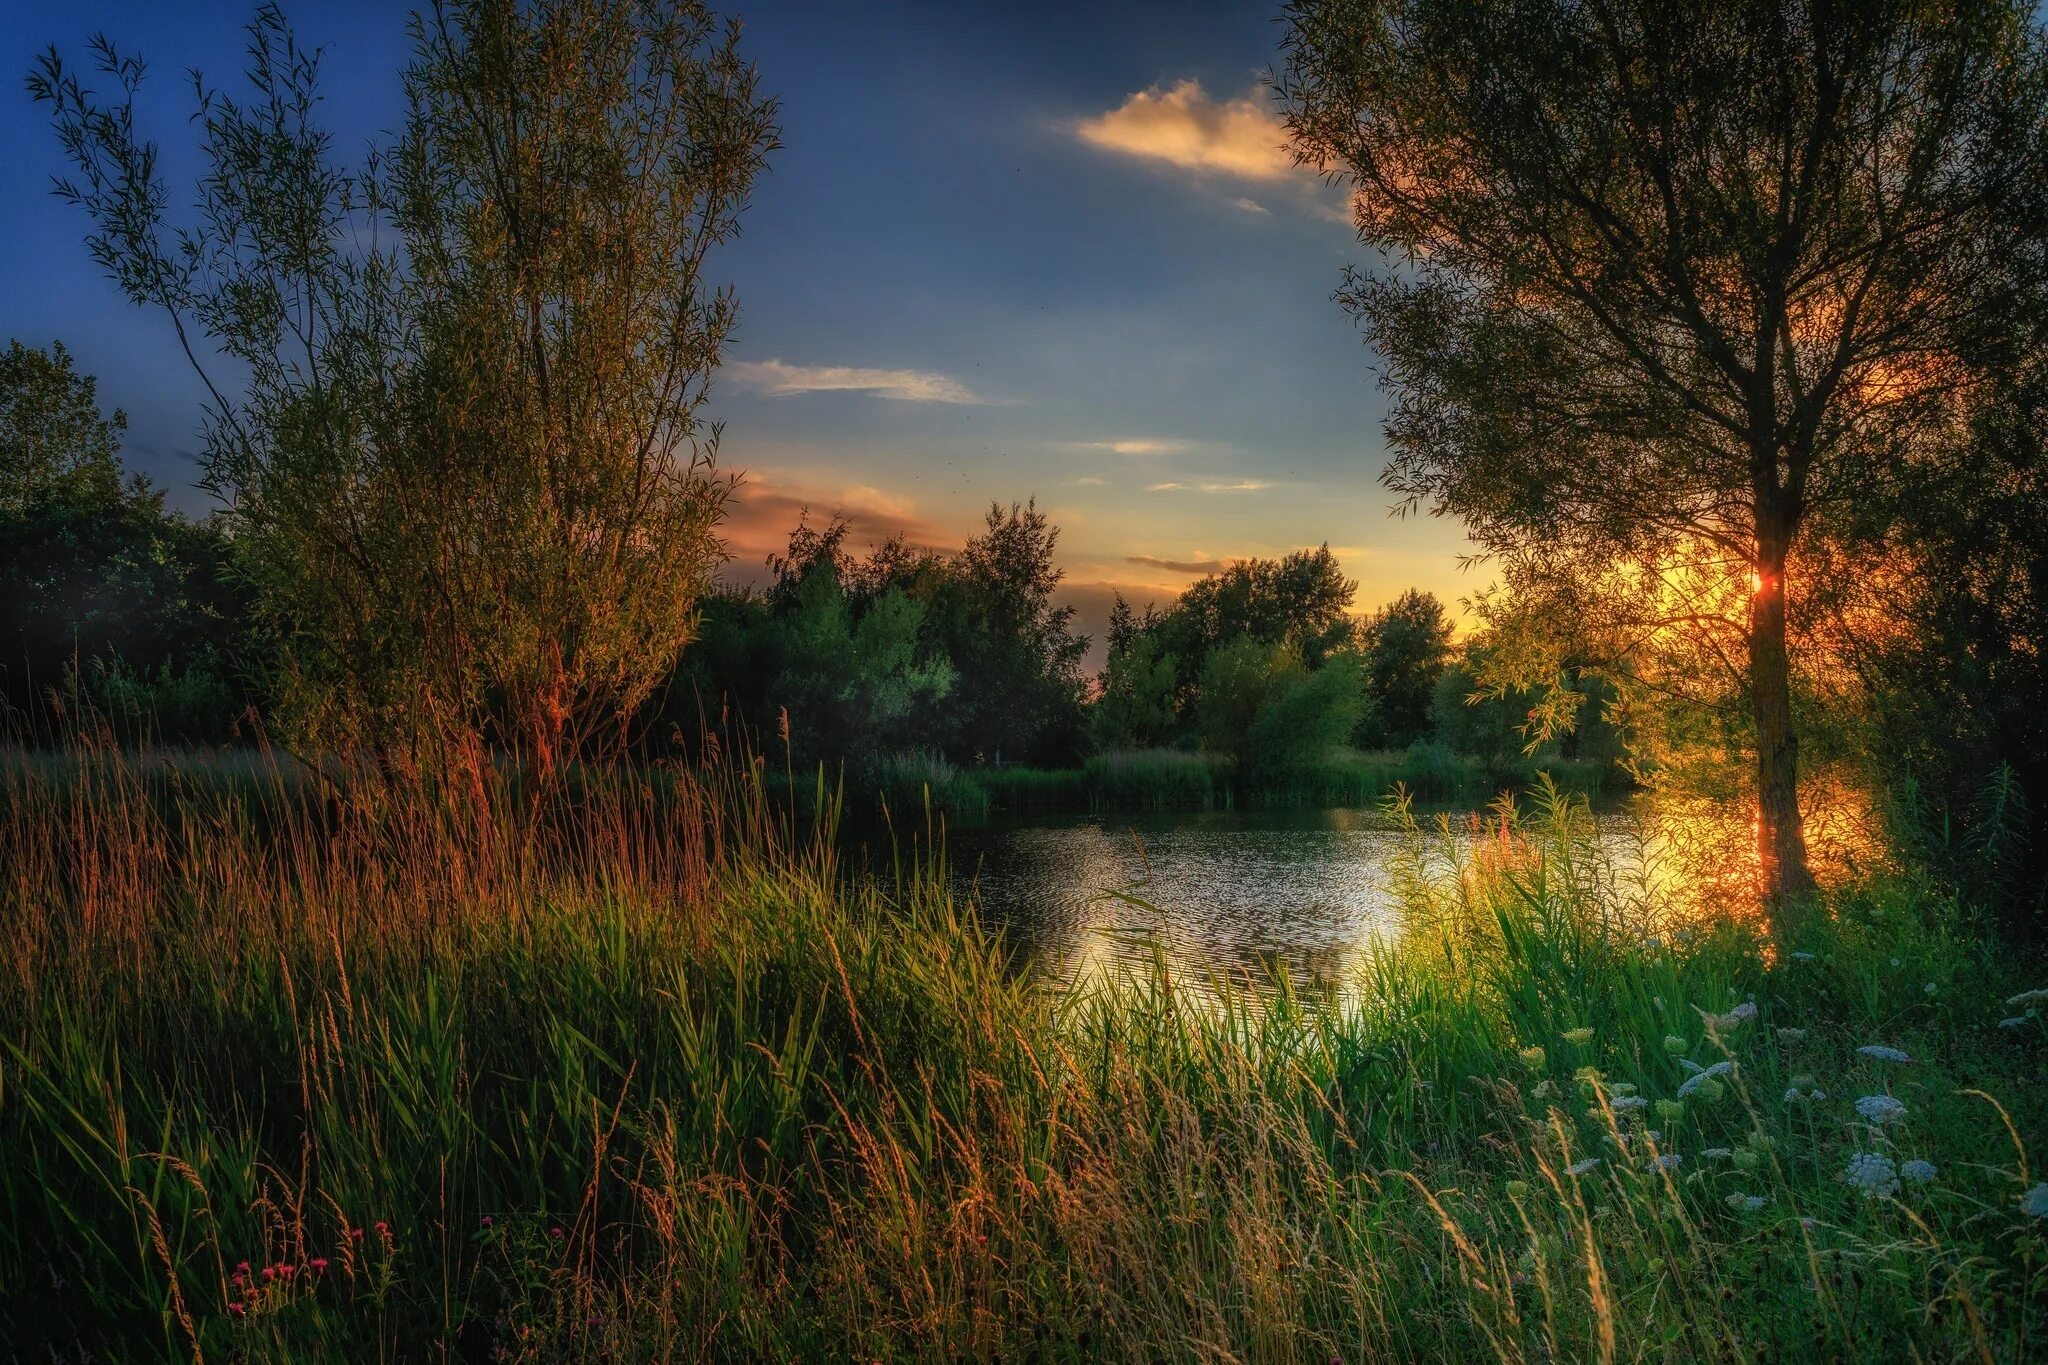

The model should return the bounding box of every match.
[1126,553,1232,575]
[1075,476,1107,486]
[1076,80,1301,182]
[1072,438,1184,455]
[1231,197,1270,215]
[719,473,954,583]
[1145,479,1271,494]
[727,358,989,404]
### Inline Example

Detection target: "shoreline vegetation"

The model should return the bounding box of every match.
[3,749,2043,1359]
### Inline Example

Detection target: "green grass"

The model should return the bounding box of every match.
[1,754,2044,1360]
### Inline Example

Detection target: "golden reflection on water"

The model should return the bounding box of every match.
[945,773,1892,1001]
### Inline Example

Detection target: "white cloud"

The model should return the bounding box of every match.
[728,358,989,404]
[1072,438,1185,455]
[1145,479,1270,494]
[1076,80,1300,182]
[1232,197,1270,215]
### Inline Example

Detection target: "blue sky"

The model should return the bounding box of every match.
[1,0,1481,649]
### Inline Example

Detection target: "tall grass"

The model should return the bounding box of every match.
[1,747,2043,1359]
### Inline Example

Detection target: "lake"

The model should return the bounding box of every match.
[934,804,1536,994]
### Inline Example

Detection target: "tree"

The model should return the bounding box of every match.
[0,339,125,515]
[1,341,248,738]
[33,0,778,777]
[926,500,1089,764]
[1355,589,1453,748]
[1281,0,2047,924]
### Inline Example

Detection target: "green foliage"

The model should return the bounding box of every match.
[32,1,778,773]
[1246,649,1368,778]
[0,341,250,740]
[1354,588,1452,748]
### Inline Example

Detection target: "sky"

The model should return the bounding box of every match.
[0,0,1484,658]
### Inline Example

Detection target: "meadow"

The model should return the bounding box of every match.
[2,749,2043,1361]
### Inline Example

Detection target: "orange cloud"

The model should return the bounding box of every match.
[1126,553,1233,575]
[1072,437,1185,455]
[1076,80,1301,182]
[719,473,954,585]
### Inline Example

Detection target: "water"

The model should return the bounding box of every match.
[934,805,1514,993]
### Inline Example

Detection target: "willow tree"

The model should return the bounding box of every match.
[1280,0,2044,921]
[32,0,777,779]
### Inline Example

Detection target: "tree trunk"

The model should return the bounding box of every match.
[1749,527,1818,932]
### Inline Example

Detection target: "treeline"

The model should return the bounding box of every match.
[3,343,1614,802]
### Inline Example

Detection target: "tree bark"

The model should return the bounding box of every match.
[1749,523,1818,931]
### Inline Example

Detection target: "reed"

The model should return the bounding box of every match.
[1,746,2042,1360]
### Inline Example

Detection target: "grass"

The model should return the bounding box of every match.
[1,749,2044,1360]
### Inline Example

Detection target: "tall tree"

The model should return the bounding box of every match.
[1356,588,1453,748]
[33,0,777,777]
[1281,0,2046,923]
[0,339,124,515]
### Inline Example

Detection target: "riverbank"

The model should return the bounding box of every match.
[867,744,1628,820]
[3,755,2043,1359]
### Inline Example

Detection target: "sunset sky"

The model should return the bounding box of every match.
[1,0,1482,655]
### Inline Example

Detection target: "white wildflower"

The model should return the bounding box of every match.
[1678,1061,1734,1097]
[1609,1095,1648,1112]
[1776,1027,1809,1042]
[1923,982,1938,996]
[1725,1193,1768,1212]
[2021,1184,2048,1218]
[1854,1094,1908,1124]
[1789,951,1817,962]
[1646,1153,1682,1172]
[1900,1160,1938,1184]
[1702,1147,1734,1160]
[1679,1058,1706,1076]
[1857,1045,1912,1063]
[1890,957,1903,968]
[2006,988,2048,1006]
[1999,1017,2029,1030]
[1843,1153,1900,1198]
[1566,1158,1601,1177]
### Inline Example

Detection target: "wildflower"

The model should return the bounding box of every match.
[229,1303,246,1318]
[1610,1095,1648,1112]
[1858,1045,1911,1063]
[1923,982,1938,995]
[2020,1184,2048,1218]
[309,1258,328,1272]
[1889,957,1903,968]
[481,1215,494,1228]
[1776,1027,1808,1043]
[1505,1179,1531,1199]
[1663,1034,1690,1056]
[1566,1158,1601,1177]
[349,1227,364,1240]
[279,1264,294,1278]
[1999,1017,2029,1030]
[1733,1151,1761,1172]
[1655,1099,1687,1122]
[1854,1094,1908,1124]
[1748,1134,1778,1153]
[1563,1027,1595,1046]
[1725,1193,1768,1212]
[1677,1061,1734,1097]
[1789,951,1817,962]
[262,1266,276,1281]
[1607,1081,1638,1097]
[1518,1045,1547,1072]
[1646,1153,1682,1172]
[1702,1147,1734,1160]
[1900,1160,1938,1184]
[551,1226,566,1240]
[1784,1076,1828,1103]
[2006,988,2048,1007]
[1843,1153,1900,1198]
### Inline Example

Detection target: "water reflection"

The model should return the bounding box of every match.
[938,806,1518,995]
[928,783,1883,997]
